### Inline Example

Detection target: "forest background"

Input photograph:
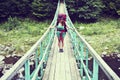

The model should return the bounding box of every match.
[0,0,120,22]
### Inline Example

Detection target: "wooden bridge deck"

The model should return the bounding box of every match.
[42,33,81,80]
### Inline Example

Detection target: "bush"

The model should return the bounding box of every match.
[4,17,20,31]
[116,19,120,28]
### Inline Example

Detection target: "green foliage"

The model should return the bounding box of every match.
[74,18,120,54]
[31,0,57,19]
[0,0,32,18]
[0,0,119,22]
[80,27,103,36]
[0,18,49,54]
[66,0,104,20]
[116,19,120,28]
[3,17,20,31]
[102,0,120,17]
[0,0,57,20]
[22,19,49,36]
[0,0,10,18]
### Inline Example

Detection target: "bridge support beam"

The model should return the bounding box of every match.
[39,42,43,60]
[80,41,84,77]
[25,60,30,80]
[92,59,99,80]
[85,48,89,70]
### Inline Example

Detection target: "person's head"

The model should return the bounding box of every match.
[59,20,65,26]
[58,14,66,21]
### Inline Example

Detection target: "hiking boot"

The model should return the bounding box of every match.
[59,49,63,52]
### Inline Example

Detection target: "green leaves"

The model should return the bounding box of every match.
[4,17,20,31]
[31,0,56,19]
[0,0,32,18]
[66,0,104,21]
[74,19,120,54]
[0,0,119,22]
[102,0,120,16]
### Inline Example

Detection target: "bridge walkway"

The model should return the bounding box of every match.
[42,33,81,80]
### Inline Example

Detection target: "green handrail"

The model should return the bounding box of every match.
[64,0,120,80]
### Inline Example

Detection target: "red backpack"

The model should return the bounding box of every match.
[58,14,66,22]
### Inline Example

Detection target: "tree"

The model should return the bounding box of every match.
[31,0,57,20]
[0,0,32,18]
[66,0,104,21]
[102,0,120,17]
[0,0,10,18]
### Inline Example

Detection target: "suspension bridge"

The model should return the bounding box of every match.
[0,0,120,80]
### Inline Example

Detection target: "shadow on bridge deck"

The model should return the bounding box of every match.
[42,33,81,80]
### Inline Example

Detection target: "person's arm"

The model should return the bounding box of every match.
[50,21,58,30]
[65,22,74,30]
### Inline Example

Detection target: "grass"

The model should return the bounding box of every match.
[0,17,119,55]
[74,18,120,55]
[0,18,51,55]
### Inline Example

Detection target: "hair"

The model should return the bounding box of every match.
[59,20,65,26]
[57,14,66,26]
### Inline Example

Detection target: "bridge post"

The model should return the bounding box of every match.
[25,60,30,80]
[35,49,38,68]
[74,33,78,59]
[39,42,44,79]
[35,49,39,80]
[39,42,43,60]
[80,41,84,77]
[74,32,77,57]
[85,48,89,70]
[71,31,74,45]
[36,65,43,80]
[92,59,98,80]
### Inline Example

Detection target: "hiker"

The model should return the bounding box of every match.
[56,19,67,52]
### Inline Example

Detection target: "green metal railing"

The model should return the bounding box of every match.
[64,1,120,80]
[0,0,60,80]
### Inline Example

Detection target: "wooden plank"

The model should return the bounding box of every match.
[59,3,65,14]
[60,50,66,80]
[48,36,58,80]
[67,35,77,80]
[42,36,57,80]
[54,49,61,80]
[64,35,72,80]
[66,34,81,80]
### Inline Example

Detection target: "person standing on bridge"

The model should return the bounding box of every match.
[56,19,67,52]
